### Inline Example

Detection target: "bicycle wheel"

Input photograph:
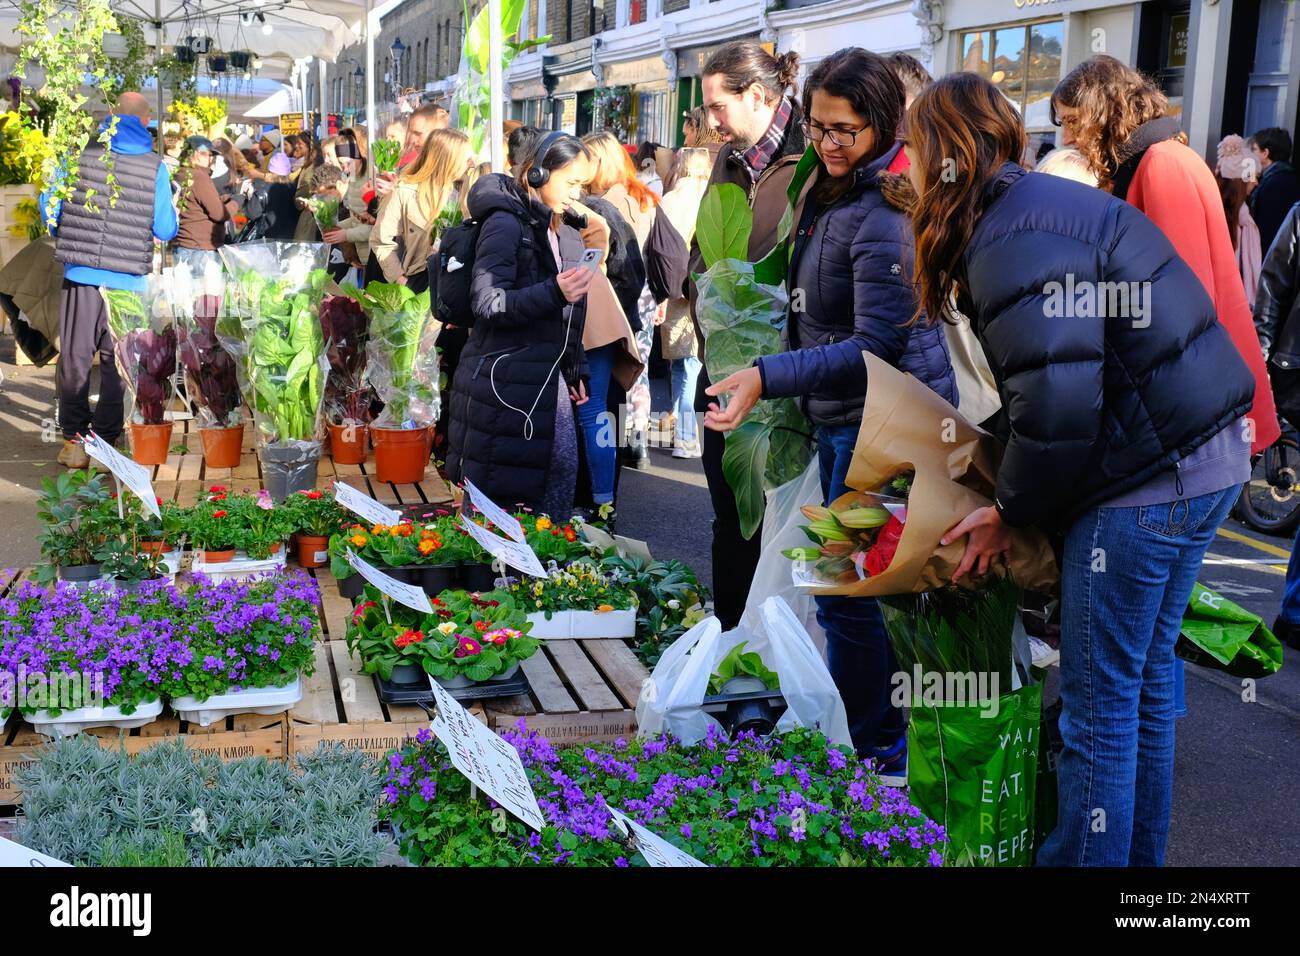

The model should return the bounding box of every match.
[1235,438,1300,536]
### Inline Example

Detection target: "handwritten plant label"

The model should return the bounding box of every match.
[345,549,433,614]
[0,835,71,868]
[458,514,546,578]
[606,807,707,868]
[429,680,545,831]
[462,479,526,543]
[333,481,402,527]
[81,432,161,520]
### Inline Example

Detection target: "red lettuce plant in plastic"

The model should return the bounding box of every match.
[178,293,243,428]
[320,291,374,426]
[105,288,176,425]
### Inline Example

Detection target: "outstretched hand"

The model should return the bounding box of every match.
[703,367,763,432]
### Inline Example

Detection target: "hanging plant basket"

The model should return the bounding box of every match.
[230,50,252,70]
[187,34,211,55]
[208,53,228,73]
[174,44,197,65]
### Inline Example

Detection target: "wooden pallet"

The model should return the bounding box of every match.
[0,565,650,806]
[149,418,459,511]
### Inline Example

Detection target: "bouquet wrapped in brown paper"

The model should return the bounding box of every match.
[790,352,1058,597]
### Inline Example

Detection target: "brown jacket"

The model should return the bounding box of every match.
[177,166,236,250]
[370,180,437,282]
[687,101,807,342]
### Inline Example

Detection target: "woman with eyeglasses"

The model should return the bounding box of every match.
[702,47,955,778]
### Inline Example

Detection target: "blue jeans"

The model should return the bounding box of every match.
[1280,531,1300,625]
[1037,485,1237,867]
[814,423,906,757]
[670,356,701,445]
[576,344,617,505]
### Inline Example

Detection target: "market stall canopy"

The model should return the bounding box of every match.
[0,0,370,80]
[239,84,302,119]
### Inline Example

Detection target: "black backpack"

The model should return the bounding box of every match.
[429,218,481,328]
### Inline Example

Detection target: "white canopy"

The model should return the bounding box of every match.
[239,83,302,119]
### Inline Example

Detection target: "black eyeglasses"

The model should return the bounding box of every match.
[800,119,870,148]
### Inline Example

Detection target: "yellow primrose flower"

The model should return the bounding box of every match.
[372,524,387,535]
[350,534,368,547]
[536,516,553,531]
[437,622,458,636]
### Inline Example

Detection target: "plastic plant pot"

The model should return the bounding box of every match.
[202,548,236,563]
[457,561,498,592]
[432,672,474,690]
[260,442,321,503]
[389,663,426,685]
[57,563,103,587]
[338,574,364,600]
[198,424,243,469]
[490,662,520,682]
[370,426,430,484]
[327,422,367,465]
[296,534,330,568]
[420,563,457,595]
[128,422,174,466]
[384,566,423,585]
[704,676,786,738]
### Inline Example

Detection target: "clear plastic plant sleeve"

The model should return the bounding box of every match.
[166,259,243,429]
[319,289,374,427]
[217,242,331,455]
[103,276,176,426]
[360,284,440,430]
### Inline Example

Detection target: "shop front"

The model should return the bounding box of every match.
[543,41,599,135]
[769,0,923,78]
[595,53,675,146]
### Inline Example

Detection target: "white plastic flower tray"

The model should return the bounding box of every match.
[28,698,165,739]
[525,608,636,640]
[190,549,287,583]
[170,675,302,728]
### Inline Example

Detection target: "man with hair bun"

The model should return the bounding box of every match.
[686,39,807,629]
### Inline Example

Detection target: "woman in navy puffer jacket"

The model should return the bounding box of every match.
[905,74,1253,866]
[703,48,955,777]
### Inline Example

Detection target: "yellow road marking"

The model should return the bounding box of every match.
[1215,526,1292,558]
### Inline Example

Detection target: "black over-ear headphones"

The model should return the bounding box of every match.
[526,130,570,188]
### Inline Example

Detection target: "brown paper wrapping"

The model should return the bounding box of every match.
[582,271,645,391]
[813,352,1059,597]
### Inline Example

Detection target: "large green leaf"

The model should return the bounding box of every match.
[696,184,752,269]
[722,420,772,541]
[464,0,529,75]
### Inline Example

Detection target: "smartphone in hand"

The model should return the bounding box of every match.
[578,247,603,273]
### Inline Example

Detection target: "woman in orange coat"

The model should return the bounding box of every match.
[1052,55,1280,456]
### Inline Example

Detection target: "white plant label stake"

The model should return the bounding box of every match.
[462,478,526,543]
[606,807,708,868]
[81,431,161,520]
[428,680,546,831]
[458,514,546,578]
[0,835,71,868]
[345,549,433,614]
[333,481,402,527]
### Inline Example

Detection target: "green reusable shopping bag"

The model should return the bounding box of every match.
[1177,583,1284,678]
[906,684,1042,867]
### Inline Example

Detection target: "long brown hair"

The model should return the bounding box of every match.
[582,132,659,212]
[1051,55,1168,191]
[1217,174,1249,251]
[399,128,476,220]
[904,72,1026,325]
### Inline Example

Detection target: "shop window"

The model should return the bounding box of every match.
[630,0,646,24]
[959,19,1063,131]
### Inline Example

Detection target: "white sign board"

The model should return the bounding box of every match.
[429,680,546,831]
[462,479,526,543]
[81,432,161,520]
[0,836,71,868]
[458,514,546,578]
[333,481,402,527]
[607,807,708,868]
[345,549,433,614]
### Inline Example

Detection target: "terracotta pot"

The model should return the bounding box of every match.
[202,548,236,563]
[270,542,282,555]
[328,422,368,465]
[128,422,174,466]
[371,426,431,484]
[138,540,167,556]
[198,424,243,469]
[296,534,330,568]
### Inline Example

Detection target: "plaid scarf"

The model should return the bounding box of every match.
[738,96,793,183]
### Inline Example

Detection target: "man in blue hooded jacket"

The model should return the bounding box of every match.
[41,91,179,468]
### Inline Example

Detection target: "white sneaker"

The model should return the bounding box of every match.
[672,438,702,459]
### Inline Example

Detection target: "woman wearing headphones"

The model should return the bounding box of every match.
[446,132,610,518]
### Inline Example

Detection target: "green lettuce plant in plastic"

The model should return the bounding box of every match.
[355,280,439,429]
[693,179,814,539]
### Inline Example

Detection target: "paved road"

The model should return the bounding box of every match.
[3,346,1296,865]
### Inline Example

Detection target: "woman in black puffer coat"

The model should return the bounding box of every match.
[446,134,604,516]
[905,74,1253,867]
[702,49,955,774]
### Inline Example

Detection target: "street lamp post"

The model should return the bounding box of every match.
[390,36,406,102]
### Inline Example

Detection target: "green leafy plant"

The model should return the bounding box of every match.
[599,552,709,667]
[14,738,389,867]
[186,498,240,551]
[17,0,128,224]
[694,183,813,539]
[0,111,53,186]
[284,490,348,537]
[508,561,637,616]
[356,281,437,428]
[305,195,340,232]
[371,138,402,174]
[707,641,781,695]
[457,0,549,154]
[34,468,115,578]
